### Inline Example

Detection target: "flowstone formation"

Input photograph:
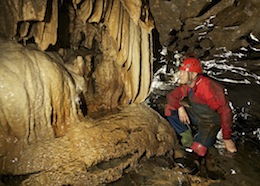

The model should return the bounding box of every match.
[0,0,154,112]
[3,105,176,185]
[0,38,177,185]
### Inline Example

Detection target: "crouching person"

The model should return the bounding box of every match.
[165,57,237,178]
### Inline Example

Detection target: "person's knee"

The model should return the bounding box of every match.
[180,130,193,147]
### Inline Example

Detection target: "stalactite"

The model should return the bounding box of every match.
[134,27,152,103]
[129,22,141,102]
[107,0,120,43]
[117,10,130,66]
[88,0,103,23]
[0,0,154,110]
[77,0,93,23]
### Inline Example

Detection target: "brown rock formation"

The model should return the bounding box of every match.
[0,0,154,113]
[150,0,260,58]
[0,38,81,155]
[1,0,259,185]
[0,36,177,185]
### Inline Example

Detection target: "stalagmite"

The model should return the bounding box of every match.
[0,38,177,184]
[0,37,84,141]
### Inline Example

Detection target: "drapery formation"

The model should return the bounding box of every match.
[0,0,154,112]
[0,3,178,184]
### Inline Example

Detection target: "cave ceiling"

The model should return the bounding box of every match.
[0,0,154,113]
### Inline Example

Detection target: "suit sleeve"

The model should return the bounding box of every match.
[164,86,185,116]
[206,81,233,139]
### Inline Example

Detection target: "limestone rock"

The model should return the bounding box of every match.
[150,0,260,58]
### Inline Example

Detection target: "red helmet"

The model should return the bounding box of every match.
[179,57,203,74]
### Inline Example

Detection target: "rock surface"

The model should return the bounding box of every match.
[0,1,259,185]
[0,38,177,185]
[150,0,260,58]
[0,0,154,112]
[1,103,177,185]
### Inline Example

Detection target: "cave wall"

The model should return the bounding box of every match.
[1,0,260,184]
[0,37,85,152]
[150,0,260,58]
[1,0,259,113]
[1,0,260,114]
[0,35,178,185]
[0,0,154,113]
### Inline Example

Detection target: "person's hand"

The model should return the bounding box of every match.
[224,139,237,153]
[178,106,190,124]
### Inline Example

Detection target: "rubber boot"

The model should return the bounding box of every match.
[174,149,200,175]
[191,141,207,156]
[179,130,193,147]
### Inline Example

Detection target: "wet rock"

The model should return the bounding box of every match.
[150,0,260,58]
[0,103,178,185]
[0,37,178,185]
[0,38,83,157]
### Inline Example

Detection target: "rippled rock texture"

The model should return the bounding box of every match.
[5,104,176,185]
[0,0,154,112]
[0,39,177,185]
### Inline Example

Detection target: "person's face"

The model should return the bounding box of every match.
[179,70,198,85]
[179,70,189,84]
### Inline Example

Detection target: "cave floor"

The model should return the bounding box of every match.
[108,139,260,186]
[0,126,259,186]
